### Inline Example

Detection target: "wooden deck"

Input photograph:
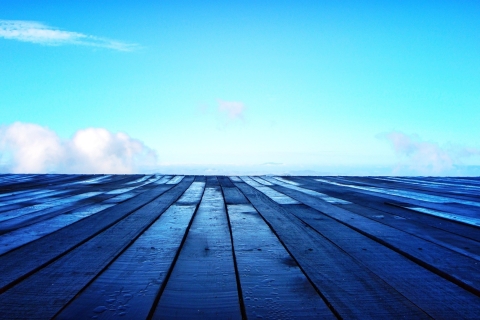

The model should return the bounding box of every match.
[0,174,479,319]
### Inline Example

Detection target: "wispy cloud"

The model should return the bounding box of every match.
[379,131,480,174]
[217,99,245,120]
[0,122,158,173]
[0,20,138,51]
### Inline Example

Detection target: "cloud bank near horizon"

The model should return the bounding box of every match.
[0,20,138,51]
[1,123,478,176]
[0,122,158,173]
[380,131,480,175]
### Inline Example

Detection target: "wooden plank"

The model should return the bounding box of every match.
[398,205,480,227]
[0,175,90,214]
[368,177,480,202]
[437,177,480,186]
[0,191,103,228]
[56,179,204,319]
[227,203,335,319]
[339,202,480,261]
[166,175,185,184]
[233,179,428,319]
[0,204,113,256]
[0,174,89,192]
[0,173,125,201]
[268,182,480,297]
[215,174,249,205]
[222,187,249,205]
[265,177,480,262]
[122,174,153,185]
[240,176,299,205]
[1,174,478,318]
[319,176,480,210]
[154,175,173,185]
[358,171,480,208]
[0,180,178,293]
[206,175,220,186]
[152,184,242,319]
[0,174,38,186]
[277,201,480,318]
[261,176,350,204]
[291,176,480,242]
[0,189,72,208]
[0,187,64,202]
[176,181,205,205]
[0,176,164,255]
[0,177,194,319]
[217,176,235,187]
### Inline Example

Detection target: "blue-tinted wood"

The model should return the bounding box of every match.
[0,181,177,292]
[274,198,480,318]
[292,176,480,242]
[269,181,480,296]
[56,203,200,319]
[0,177,193,319]
[233,179,429,319]
[228,203,335,319]
[0,174,478,318]
[152,186,242,319]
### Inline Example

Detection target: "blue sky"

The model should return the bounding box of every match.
[0,0,479,175]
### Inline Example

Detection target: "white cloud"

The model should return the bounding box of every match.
[0,122,64,173]
[379,131,480,174]
[0,122,158,173]
[0,20,138,51]
[217,99,245,120]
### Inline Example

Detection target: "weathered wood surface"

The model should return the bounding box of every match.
[0,174,479,319]
[153,178,242,319]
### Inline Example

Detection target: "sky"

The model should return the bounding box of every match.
[0,0,479,175]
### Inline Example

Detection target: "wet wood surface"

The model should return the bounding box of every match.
[0,174,479,319]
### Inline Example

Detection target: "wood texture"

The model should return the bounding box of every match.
[0,174,478,319]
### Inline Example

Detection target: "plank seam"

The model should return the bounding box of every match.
[297,199,480,298]
[232,179,343,320]
[146,179,206,319]
[293,214,432,319]
[0,175,164,252]
[51,178,194,318]
[385,201,480,231]
[221,185,247,320]
[272,180,480,262]
[0,183,174,294]
[291,176,480,243]
[271,180,480,297]
[344,222,480,298]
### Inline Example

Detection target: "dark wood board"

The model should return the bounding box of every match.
[233,179,429,319]
[0,177,194,319]
[266,176,480,261]
[267,182,480,297]
[56,183,203,319]
[0,174,478,319]
[289,176,480,242]
[0,181,176,292]
[284,202,480,318]
[227,202,335,319]
[152,184,242,319]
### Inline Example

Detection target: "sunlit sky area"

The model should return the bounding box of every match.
[1,1,479,175]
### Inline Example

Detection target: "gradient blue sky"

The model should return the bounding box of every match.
[1,0,479,175]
